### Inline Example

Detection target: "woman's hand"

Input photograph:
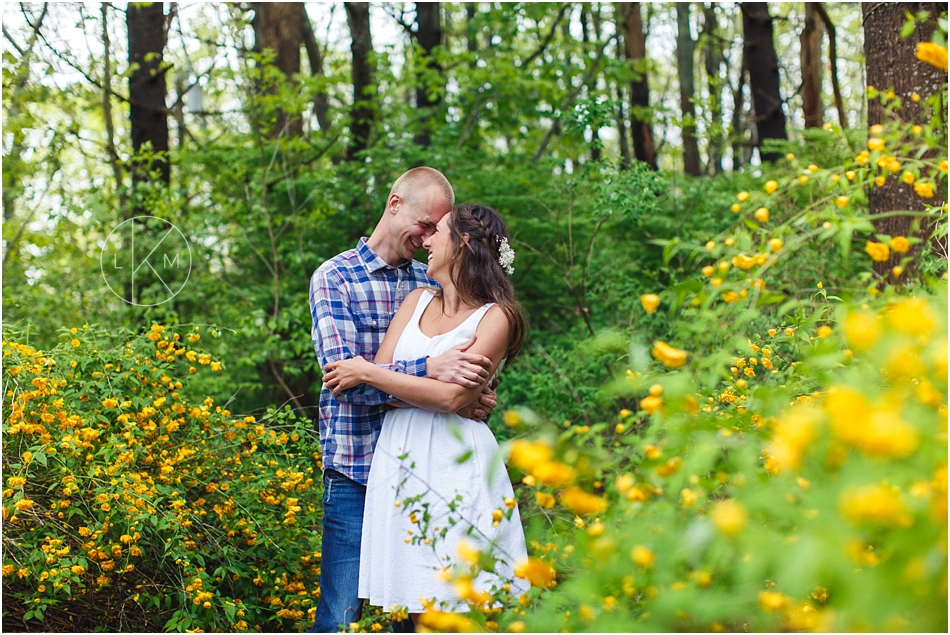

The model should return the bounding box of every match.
[323,357,373,396]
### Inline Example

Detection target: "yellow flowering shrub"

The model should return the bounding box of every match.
[374,61,947,633]
[1,325,322,632]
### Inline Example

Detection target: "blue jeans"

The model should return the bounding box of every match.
[311,469,415,633]
[311,469,366,633]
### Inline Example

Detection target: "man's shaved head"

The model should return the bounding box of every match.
[390,167,455,209]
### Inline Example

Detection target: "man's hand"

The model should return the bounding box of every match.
[456,379,499,421]
[425,334,492,388]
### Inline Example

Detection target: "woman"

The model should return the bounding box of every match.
[322,203,528,622]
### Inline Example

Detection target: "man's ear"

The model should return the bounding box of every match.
[387,193,401,215]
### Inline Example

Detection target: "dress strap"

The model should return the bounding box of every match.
[407,288,436,335]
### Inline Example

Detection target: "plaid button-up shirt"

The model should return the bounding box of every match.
[310,238,435,485]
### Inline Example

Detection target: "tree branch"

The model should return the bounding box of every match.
[520,3,570,67]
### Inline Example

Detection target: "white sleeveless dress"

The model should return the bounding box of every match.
[358,290,529,612]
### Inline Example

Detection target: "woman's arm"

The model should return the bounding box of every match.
[324,305,510,414]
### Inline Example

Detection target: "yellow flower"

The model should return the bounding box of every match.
[732,254,755,270]
[730,203,741,213]
[798,174,810,185]
[764,180,778,194]
[916,41,948,71]
[559,486,608,516]
[710,500,748,536]
[508,440,553,471]
[874,176,886,187]
[705,240,716,250]
[864,241,890,262]
[867,137,885,152]
[514,558,557,588]
[701,265,714,277]
[835,195,849,208]
[902,171,916,184]
[817,325,832,338]
[768,238,783,252]
[759,591,789,612]
[71,339,80,347]
[765,407,820,472]
[456,539,480,566]
[13,499,34,511]
[418,610,477,633]
[680,488,699,508]
[503,410,521,427]
[940,160,948,173]
[845,170,856,180]
[839,483,913,527]
[102,398,118,409]
[630,545,655,569]
[754,207,770,223]
[737,191,749,202]
[913,181,934,198]
[531,461,576,487]
[843,310,881,352]
[640,294,661,314]
[535,491,556,509]
[886,297,936,336]
[886,159,901,173]
[210,362,222,372]
[651,341,688,369]
[639,395,662,415]
[888,236,910,253]
[892,265,904,277]
[7,476,25,487]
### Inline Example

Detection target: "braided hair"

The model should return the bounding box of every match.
[443,203,526,361]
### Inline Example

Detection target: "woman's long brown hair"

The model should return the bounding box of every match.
[443,203,526,361]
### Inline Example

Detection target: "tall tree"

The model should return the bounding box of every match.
[676,2,701,175]
[127,2,169,186]
[345,2,376,160]
[814,3,848,128]
[740,2,787,162]
[253,2,303,137]
[618,2,657,169]
[863,3,946,272]
[414,2,443,148]
[800,2,824,128]
[701,4,725,174]
[301,4,330,132]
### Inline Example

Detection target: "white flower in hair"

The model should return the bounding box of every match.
[496,236,515,275]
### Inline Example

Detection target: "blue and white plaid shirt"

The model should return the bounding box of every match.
[310,238,435,485]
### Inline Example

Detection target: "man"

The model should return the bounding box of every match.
[309,167,495,632]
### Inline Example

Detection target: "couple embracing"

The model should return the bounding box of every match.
[309,167,529,632]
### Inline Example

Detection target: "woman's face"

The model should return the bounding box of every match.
[422,213,454,280]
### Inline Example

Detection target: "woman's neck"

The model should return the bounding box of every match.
[436,284,473,317]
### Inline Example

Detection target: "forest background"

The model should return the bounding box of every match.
[2,2,948,633]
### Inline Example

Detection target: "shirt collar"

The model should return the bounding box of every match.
[356,237,413,272]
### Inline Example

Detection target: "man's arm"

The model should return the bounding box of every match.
[310,268,428,406]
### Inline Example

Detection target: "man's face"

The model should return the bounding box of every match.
[389,186,451,262]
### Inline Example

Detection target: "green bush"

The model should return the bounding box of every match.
[2,324,322,632]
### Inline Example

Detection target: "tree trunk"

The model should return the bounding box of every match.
[414,2,443,148]
[800,2,824,128]
[740,2,787,162]
[301,4,330,132]
[814,3,848,128]
[701,4,724,174]
[618,2,657,169]
[863,2,946,275]
[730,47,748,170]
[345,2,376,160]
[253,2,303,137]
[127,2,169,186]
[676,3,701,175]
[466,3,478,54]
